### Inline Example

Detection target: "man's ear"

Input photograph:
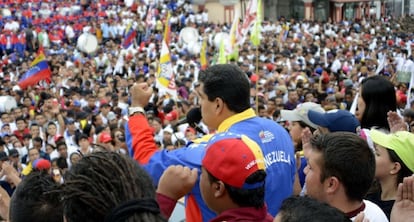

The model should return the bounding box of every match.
[213,181,226,198]
[325,176,340,194]
[214,97,224,114]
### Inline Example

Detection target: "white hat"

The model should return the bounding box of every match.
[163,127,174,134]
[281,102,325,129]
[107,112,117,121]
[12,85,21,92]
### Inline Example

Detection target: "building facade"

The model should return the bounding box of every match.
[195,0,412,24]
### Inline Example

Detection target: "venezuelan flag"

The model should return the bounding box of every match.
[30,53,45,67]
[18,61,52,89]
[122,23,136,49]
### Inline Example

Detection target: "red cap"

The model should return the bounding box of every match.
[397,91,407,104]
[250,74,258,83]
[33,158,51,171]
[202,132,266,189]
[54,134,64,142]
[266,63,274,72]
[100,99,108,106]
[99,132,112,143]
[165,110,178,121]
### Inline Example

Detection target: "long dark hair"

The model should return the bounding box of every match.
[360,76,396,130]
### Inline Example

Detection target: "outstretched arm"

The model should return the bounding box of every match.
[126,83,157,165]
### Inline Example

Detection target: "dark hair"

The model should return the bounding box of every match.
[10,171,63,222]
[199,64,250,113]
[62,152,166,222]
[91,114,101,127]
[56,141,67,149]
[207,169,266,208]
[15,117,26,123]
[47,121,57,128]
[75,133,89,146]
[33,137,43,145]
[82,124,93,137]
[56,157,68,170]
[360,76,396,130]
[387,149,413,184]
[258,104,266,111]
[95,125,106,135]
[278,196,350,222]
[311,132,375,201]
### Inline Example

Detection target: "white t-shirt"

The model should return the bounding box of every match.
[350,200,388,222]
[396,57,414,74]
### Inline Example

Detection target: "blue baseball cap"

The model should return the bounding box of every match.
[326,87,335,94]
[308,109,360,133]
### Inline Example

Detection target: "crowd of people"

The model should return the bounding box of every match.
[0,0,412,221]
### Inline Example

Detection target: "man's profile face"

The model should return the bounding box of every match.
[196,84,218,129]
[199,167,217,213]
[303,149,326,202]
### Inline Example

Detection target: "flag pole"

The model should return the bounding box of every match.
[255,46,259,114]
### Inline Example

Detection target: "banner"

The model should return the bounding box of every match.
[250,0,261,47]
[239,0,258,45]
[227,11,240,61]
[156,11,176,98]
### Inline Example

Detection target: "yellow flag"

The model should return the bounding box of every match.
[163,11,171,46]
[156,10,176,98]
[227,12,240,61]
[156,40,176,97]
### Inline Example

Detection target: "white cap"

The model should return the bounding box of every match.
[163,127,174,134]
[12,85,21,92]
[281,102,325,129]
